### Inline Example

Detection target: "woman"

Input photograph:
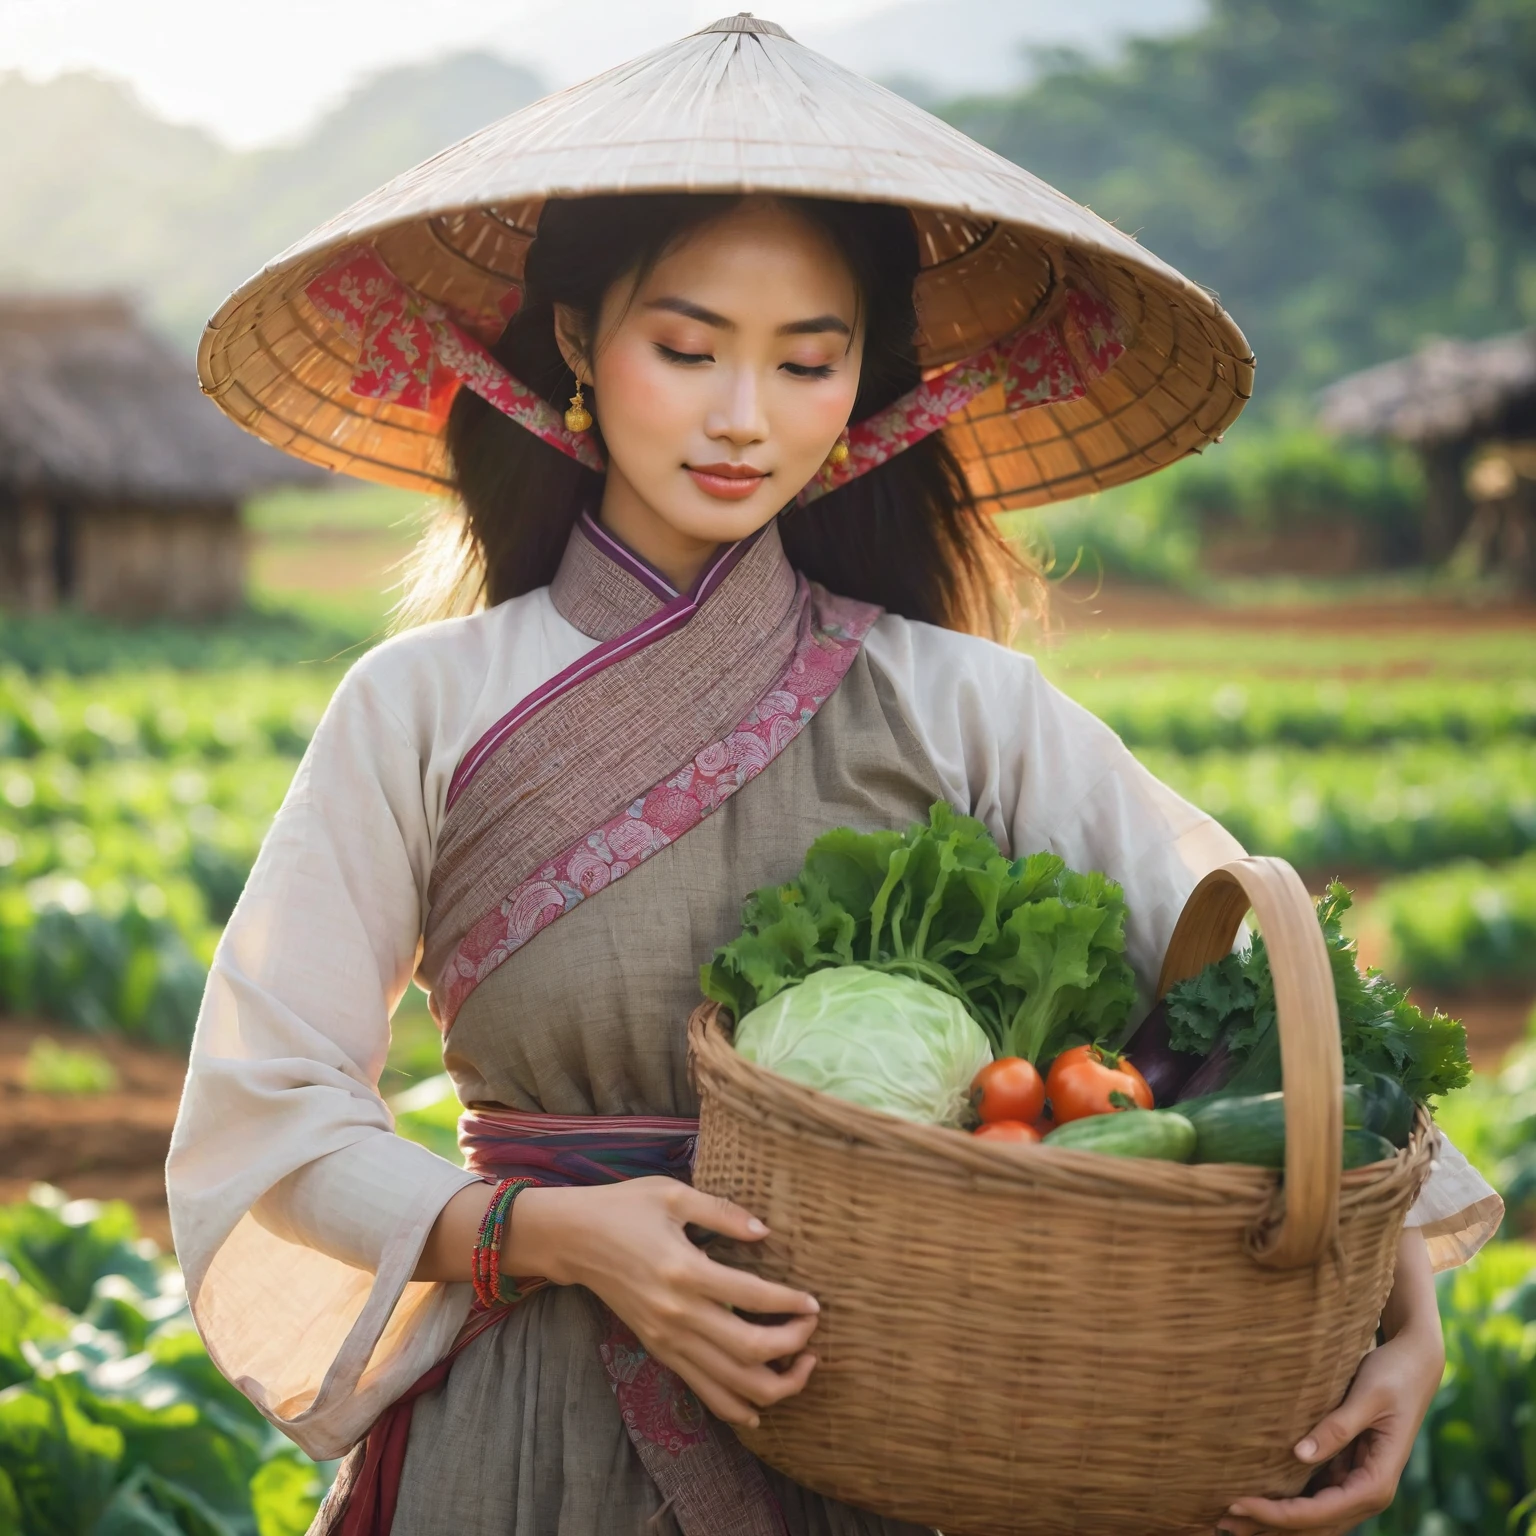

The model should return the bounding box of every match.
[172,17,1501,1536]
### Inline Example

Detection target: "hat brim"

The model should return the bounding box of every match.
[197,19,1252,512]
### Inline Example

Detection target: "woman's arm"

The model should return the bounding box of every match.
[1219,1229,1444,1536]
[169,650,488,1459]
[414,1178,822,1428]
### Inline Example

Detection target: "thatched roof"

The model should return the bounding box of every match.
[1317,329,1536,446]
[0,293,324,500]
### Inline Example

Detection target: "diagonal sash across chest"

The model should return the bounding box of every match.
[422,513,880,1032]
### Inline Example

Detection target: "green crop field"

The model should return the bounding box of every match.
[3,581,1534,1055]
[1138,739,1536,872]
[3,528,1534,1536]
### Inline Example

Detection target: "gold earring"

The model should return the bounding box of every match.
[825,432,850,468]
[564,382,592,433]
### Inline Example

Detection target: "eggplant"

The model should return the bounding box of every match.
[1174,1038,1238,1102]
[1124,1002,1207,1105]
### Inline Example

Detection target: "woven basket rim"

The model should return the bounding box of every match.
[688,1001,1434,1221]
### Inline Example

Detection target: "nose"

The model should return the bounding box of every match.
[704,364,768,447]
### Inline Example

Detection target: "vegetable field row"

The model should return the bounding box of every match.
[0,603,368,677]
[1037,626,1536,680]
[0,668,335,765]
[1379,852,1536,992]
[0,754,295,1045]
[10,667,1536,766]
[1143,741,1536,873]
[1060,676,1536,753]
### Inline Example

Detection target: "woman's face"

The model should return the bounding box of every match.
[559,199,863,582]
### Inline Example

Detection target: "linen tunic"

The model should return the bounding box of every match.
[166,583,1501,1523]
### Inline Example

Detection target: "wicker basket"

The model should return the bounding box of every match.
[688,856,1434,1536]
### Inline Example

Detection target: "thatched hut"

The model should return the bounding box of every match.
[0,294,321,619]
[1317,329,1536,566]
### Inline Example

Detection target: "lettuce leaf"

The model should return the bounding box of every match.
[702,802,1138,1064]
[1165,881,1471,1102]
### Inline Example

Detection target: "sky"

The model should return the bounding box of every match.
[0,0,1202,147]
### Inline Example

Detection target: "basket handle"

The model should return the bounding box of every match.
[1155,856,1343,1270]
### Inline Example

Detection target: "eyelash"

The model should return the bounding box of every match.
[654,344,835,380]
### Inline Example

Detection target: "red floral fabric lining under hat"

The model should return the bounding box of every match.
[304,247,605,472]
[303,244,1128,498]
[796,285,1128,505]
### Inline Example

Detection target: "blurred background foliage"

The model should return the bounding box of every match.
[947,0,1536,400]
[2,0,1531,405]
[3,1,1536,1531]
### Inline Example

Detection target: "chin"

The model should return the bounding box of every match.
[668,491,783,544]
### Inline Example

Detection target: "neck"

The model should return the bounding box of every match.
[596,469,723,592]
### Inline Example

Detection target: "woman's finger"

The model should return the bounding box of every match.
[1226,1444,1397,1531]
[1290,1382,1385,1469]
[668,1185,771,1245]
[692,1252,820,1317]
[687,1300,819,1366]
[658,1354,763,1430]
[671,1333,818,1412]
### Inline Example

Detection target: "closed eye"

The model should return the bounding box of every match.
[782,361,835,379]
[655,343,712,365]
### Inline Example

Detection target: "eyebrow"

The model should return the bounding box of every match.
[644,296,851,338]
[778,314,852,337]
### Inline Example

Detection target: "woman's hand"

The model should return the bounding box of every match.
[1219,1231,1444,1536]
[508,1177,820,1430]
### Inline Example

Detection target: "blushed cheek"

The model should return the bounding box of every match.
[791,380,860,460]
[597,343,689,450]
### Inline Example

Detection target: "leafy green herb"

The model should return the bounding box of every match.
[0,1187,330,1536]
[1166,882,1471,1102]
[701,801,1138,1064]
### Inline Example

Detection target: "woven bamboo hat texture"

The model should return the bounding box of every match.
[198,13,1254,512]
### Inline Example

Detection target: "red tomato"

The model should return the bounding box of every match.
[970,1057,1046,1125]
[973,1119,1041,1144]
[1045,1044,1154,1124]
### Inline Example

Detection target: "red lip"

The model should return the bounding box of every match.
[687,462,769,501]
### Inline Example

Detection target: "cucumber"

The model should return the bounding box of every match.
[1189,1091,1407,1168]
[1343,1128,1399,1169]
[1044,1109,1197,1162]
[1356,1073,1415,1149]
[1180,1083,1367,1127]
[1188,1092,1287,1167]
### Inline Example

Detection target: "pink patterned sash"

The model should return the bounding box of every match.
[422,515,879,1031]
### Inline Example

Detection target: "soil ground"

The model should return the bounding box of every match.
[0,1018,184,1248]
[1050,577,1536,633]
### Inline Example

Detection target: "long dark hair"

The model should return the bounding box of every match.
[396,193,1039,637]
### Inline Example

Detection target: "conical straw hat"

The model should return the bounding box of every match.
[198,13,1252,512]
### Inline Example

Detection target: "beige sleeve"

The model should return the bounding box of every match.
[166,654,482,1461]
[1404,1132,1505,1271]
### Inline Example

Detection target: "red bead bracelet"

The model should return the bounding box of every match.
[471,1177,535,1311]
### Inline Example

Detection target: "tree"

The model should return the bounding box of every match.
[943,0,1536,406]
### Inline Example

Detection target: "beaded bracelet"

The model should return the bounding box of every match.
[471,1177,535,1310]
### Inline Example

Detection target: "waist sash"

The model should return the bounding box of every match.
[321,1110,786,1536]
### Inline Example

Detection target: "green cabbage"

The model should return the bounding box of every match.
[733,965,993,1126]
[702,801,1138,1065]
